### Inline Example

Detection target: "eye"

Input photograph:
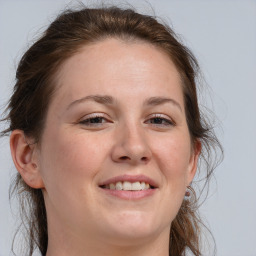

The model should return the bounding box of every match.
[79,113,111,127]
[145,114,175,127]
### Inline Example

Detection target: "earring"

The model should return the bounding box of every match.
[185,186,192,199]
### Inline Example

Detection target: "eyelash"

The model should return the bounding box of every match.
[145,114,175,127]
[79,113,110,126]
[79,113,175,127]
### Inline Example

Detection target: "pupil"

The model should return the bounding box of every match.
[91,117,102,123]
[153,118,162,124]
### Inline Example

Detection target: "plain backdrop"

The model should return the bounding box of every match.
[0,0,255,255]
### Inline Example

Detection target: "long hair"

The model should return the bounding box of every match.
[1,4,222,256]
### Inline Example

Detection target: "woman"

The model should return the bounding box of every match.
[1,4,222,256]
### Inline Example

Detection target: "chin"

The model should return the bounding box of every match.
[102,210,169,244]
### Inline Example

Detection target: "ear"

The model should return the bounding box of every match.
[186,139,201,186]
[10,130,44,189]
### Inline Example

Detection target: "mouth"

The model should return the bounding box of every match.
[100,181,155,191]
[98,175,158,199]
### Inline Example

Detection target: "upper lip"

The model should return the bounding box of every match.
[99,174,159,188]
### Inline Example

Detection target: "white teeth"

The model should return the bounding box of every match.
[116,181,123,190]
[123,181,132,190]
[131,181,141,191]
[104,181,152,191]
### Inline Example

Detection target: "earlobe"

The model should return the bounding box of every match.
[10,130,44,189]
[187,139,202,185]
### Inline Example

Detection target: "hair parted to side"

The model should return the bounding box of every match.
[1,4,222,256]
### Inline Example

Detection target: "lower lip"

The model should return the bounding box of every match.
[100,188,157,200]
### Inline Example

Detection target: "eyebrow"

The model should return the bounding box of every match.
[67,95,114,110]
[145,96,182,112]
[66,94,182,112]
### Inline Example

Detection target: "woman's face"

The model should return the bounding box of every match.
[37,38,199,245]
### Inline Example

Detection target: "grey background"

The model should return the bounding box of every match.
[0,0,255,255]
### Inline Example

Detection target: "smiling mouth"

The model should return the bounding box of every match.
[100,181,155,191]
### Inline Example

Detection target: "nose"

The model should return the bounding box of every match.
[111,123,152,165]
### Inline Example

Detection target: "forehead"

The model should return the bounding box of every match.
[53,38,184,108]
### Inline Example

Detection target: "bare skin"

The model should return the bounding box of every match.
[10,38,200,256]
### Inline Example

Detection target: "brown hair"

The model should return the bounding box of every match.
[1,4,222,256]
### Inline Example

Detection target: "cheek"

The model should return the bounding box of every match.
[153,132,192,186]
[38,129,110,223]
[39,129,107,192]
[146,132,192,226]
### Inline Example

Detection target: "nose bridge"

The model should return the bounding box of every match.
[111,117,152,164]
[124,120,147,151]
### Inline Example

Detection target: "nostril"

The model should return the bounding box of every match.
[120,156,129,160]
[141,157,148,161]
